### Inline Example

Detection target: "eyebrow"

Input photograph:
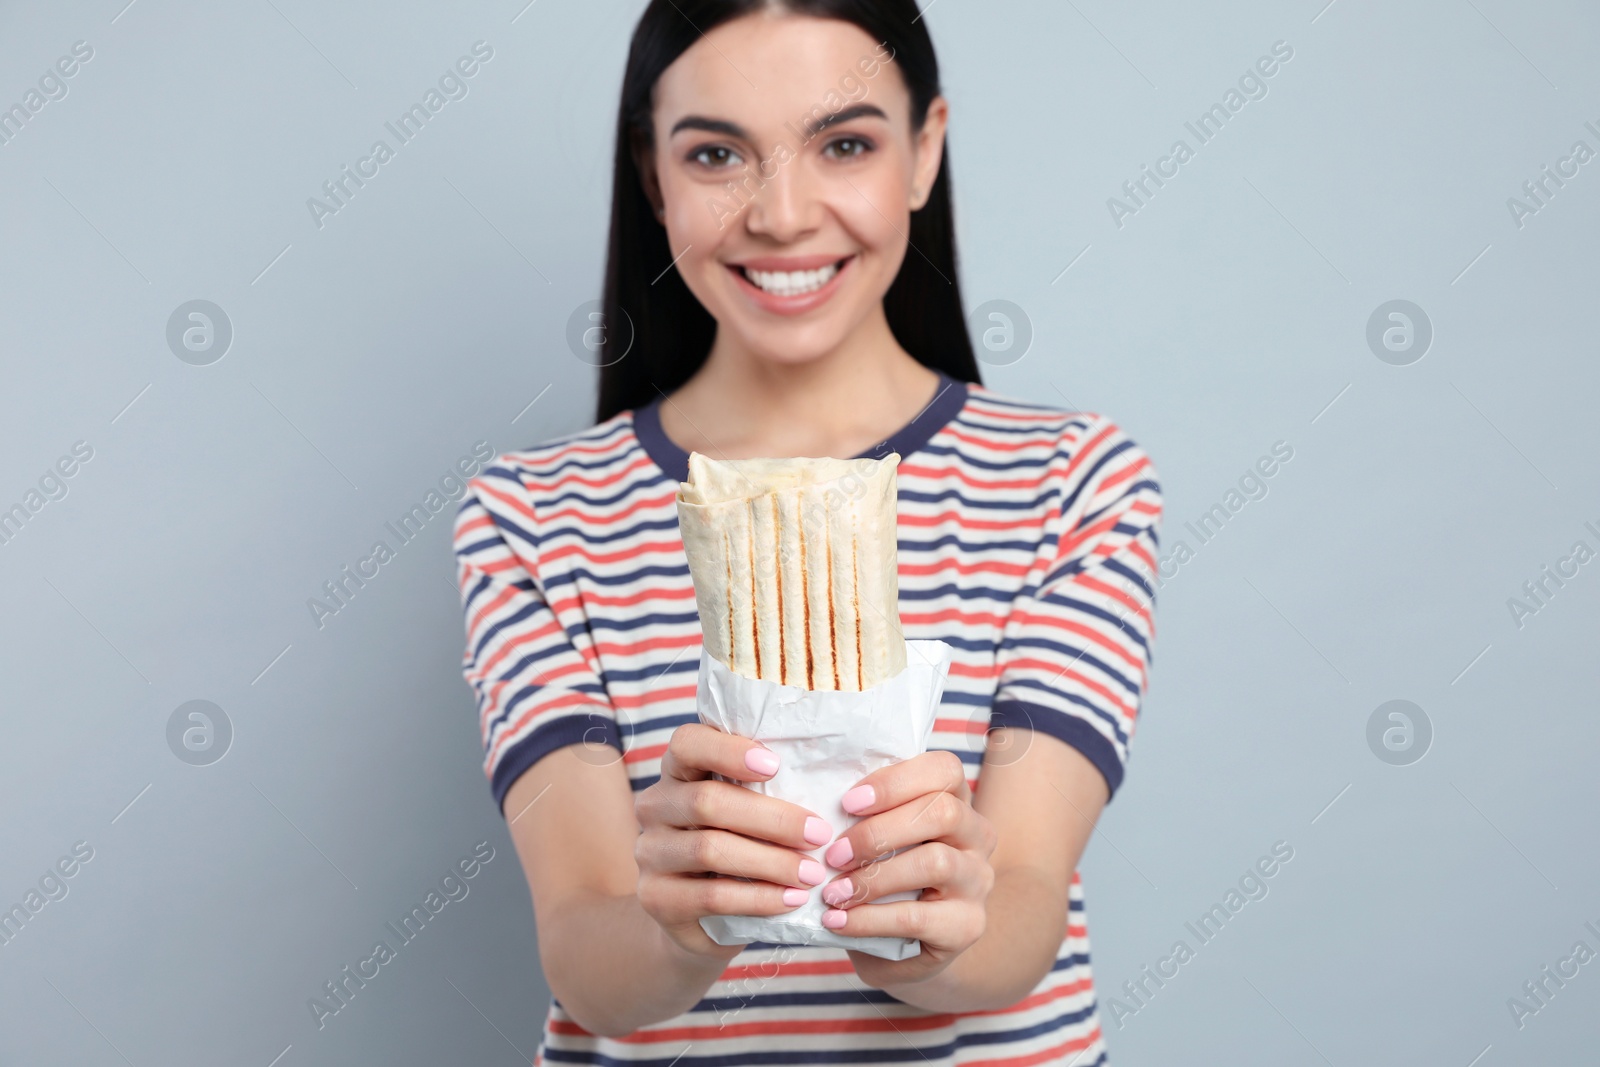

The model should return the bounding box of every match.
[669,103,889,140]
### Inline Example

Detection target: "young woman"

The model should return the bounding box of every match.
[452,1,1163,1063]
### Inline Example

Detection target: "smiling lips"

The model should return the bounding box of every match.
[727,254,855,315]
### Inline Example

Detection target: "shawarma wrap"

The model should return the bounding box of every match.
[676,451,905,691]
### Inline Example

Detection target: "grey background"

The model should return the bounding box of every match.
[1,0,1595,1063]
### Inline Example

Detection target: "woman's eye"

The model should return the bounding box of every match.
[691,145,742,168]
[825,137,871,160]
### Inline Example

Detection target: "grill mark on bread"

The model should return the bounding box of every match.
[852,531,862,690]
[723,529,734,674]
[748,502,760,680]
[800,508,814,688]
[826,499,839,689]
[772,494,786,684]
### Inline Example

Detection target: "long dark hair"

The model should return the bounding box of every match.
[594,0,981,423]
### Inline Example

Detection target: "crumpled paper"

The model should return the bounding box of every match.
[695,638,954,961]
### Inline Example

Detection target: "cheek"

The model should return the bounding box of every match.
[832,169,911,257]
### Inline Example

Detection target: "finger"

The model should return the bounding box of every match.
[646,776,834,852]
[819,842,984,907]
[823,790,983,872]
[838,749,969,817]
[659,722,784,784]
[642,827,830,890]
[819,898,984,949]
[641,873,813,924]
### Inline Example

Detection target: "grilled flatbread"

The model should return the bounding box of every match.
[677,452,904,691]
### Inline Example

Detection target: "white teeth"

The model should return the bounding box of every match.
[742,261,840,296]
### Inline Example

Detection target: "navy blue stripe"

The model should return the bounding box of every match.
[897,533,1043,556]
[541,563,692,591]
[538,474,675,512]
[539,515,682,546]
[897,581,1021,603]
[991,699,1126,800]
[992,684,1132,751]
[490,714,623,814]
[899,485,1057,511]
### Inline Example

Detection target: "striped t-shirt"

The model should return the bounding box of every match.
[452,372,1163,1066]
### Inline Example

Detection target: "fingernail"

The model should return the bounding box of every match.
[782,887,808,907]
[841,785,875,813]
[803,816,833,845]
[824,837,854,868]
[798,859,826,885]
[822,878,853,906]
[822,908,848,929]
[744,747,780,776]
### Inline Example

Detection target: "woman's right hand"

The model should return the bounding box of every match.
[635,722,835,958]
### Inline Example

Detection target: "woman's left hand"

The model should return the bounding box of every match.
[818,749,998,989]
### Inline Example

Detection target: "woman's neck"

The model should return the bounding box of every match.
[658,309,942,461]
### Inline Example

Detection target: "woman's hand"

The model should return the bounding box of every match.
[635,722,836,960]
[817,749,998,988]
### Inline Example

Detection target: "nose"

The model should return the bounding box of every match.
[741,154,820,243]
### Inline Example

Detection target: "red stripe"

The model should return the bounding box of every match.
[899,509,1045,531]
[520,434,632,463]
[566,1011,960,1043]
[538,453,655,492]
[592,633,702,659]
[941,424,1056,452]
[611,684,696,711]
[999,658,1136,719]
[468,555,525,577]
[897,463,1044,491]
[623,741,667,764]
[454,513,493,538]
[540,538,685,567]
[540,488,678,527]
[1007,610,1144,671]
[468,620,556,691]
[964,401,1085,425]
[1057,421,1117,488]
[899,557,1030,578]
[485,689,608,768]
[472,478,538,524]
[550,585,696,611]
[720,958,855,980]
[1056,508,1120,561]
[901,607,1006,628]
[935,716,988,735]
[1098,453,1152,493]
[960,1025,1103,1067]
[947,660,1000,679]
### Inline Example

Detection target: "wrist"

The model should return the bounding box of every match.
[653,913,742,976]
[878,951,978,1011]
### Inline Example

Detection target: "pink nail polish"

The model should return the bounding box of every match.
[744,747,780,776]
[782,888,808,907]
[841,784,875,813]
[824,837,853,868]
[803,816,833,846]
[798,859,826,886]
[822,908,848,930]
[822,878,853,906]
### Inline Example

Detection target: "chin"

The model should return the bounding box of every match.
[733,328,850,368]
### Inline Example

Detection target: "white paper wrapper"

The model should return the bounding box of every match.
[695,638,954,961]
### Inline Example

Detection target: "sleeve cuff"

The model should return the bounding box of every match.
[490,712,624,816]
[988,699,1126,801]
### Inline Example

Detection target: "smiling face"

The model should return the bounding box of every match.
[643,10,947,369]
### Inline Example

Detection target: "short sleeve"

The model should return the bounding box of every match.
[452,460,622,815]
[989,415,1163,801]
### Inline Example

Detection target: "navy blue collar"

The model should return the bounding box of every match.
[631,371,970,484]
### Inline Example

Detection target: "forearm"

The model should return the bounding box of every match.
[881,864,1069,1013]
[539,890,735,1036]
